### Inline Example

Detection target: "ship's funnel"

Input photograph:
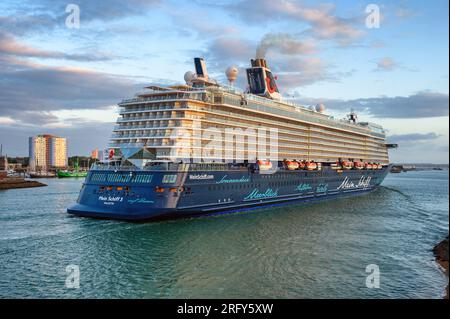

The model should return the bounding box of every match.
[246,58,281,100]
[194,57,208,79]
[251,58,268,68]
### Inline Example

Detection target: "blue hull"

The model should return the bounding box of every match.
[67,166,389,221]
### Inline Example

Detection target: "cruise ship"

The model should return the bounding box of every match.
[68,57,397,221]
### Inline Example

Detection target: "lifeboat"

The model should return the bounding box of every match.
[372,163,379,170]
[257,160,273,170]
[298,161,306,170]
[341,161,354,170]
[285,160,299,170]
[377,163,383,170]
[306,161,318,171]
[365,163,373,170]
[354,161,364,170]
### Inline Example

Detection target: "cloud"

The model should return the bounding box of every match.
[226,0,364,44]
[375,57,396,71]
[4,0,161,25]
[207,37,255,63]
[395,7,418,20]
[301,91,449,119]
[271,56,346,89]
[386,132,448,164]
[58,0,161,22]
[0,14,58,36]
[203,34,351,90]
[0,31,114,62]
[388,132,441,143]
[0,58,142,124]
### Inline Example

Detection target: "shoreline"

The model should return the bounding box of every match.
[433,236,449,299]
[0,177,47,190]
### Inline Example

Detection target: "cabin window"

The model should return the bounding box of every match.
[162,174,177,183]
[106,173,130,183]
[91,173,106,182]
[131,174,153,183]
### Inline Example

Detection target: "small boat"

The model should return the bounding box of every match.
[57,162,88,178]
[306,161,318,171]
[57,170,88,178]
[285,160,299,170]
[341,161,354,170]
[257,160,273,171]
[29,172,56,178]
[354,161,364,170]
[365,163,373,170]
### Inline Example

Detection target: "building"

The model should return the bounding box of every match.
[29,135,67,170]
[91,148,99,160]
[0,144,7,172]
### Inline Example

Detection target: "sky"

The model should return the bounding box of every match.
[0,0,448,163]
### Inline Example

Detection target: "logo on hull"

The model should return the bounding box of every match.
[189,174,214,180]
[217,175,250,184]
[244,188,279,200]
[337,176,372,190]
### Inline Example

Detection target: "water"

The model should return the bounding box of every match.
[0,171,448,298]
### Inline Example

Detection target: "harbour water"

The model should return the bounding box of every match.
[0,171,448,298]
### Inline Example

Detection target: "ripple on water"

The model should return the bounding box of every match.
[0,171,448,298]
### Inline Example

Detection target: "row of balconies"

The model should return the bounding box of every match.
[111,123,387,155]
[109,136,387,159]
[119,92,205,105]
[119,103,185,114]
[107,140,388,162]
[185,106,381,145]
[118,114,184,122]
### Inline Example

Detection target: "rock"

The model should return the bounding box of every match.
[433,236,449,299]
[433,236,449,263]
[0,177,47,190]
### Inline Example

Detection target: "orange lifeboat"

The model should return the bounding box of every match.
[285,161,299,170]
[377,163,383,170]
[341,161,354,170]
[306,161,318,171]
[365,163,373,170]
[354,161,364,170]
[298,161,306,170]
[257,160,273,171]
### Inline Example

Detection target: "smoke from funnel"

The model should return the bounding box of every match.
[256,33,315,59]
[256,34,274,59]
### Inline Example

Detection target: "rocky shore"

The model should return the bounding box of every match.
[433,236,449,299]
[0,177,47,190]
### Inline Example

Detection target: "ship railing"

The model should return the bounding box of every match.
[117,115,187,123]
[119,92,207,105]
[90,162,250,172]
[118,104,189,114]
